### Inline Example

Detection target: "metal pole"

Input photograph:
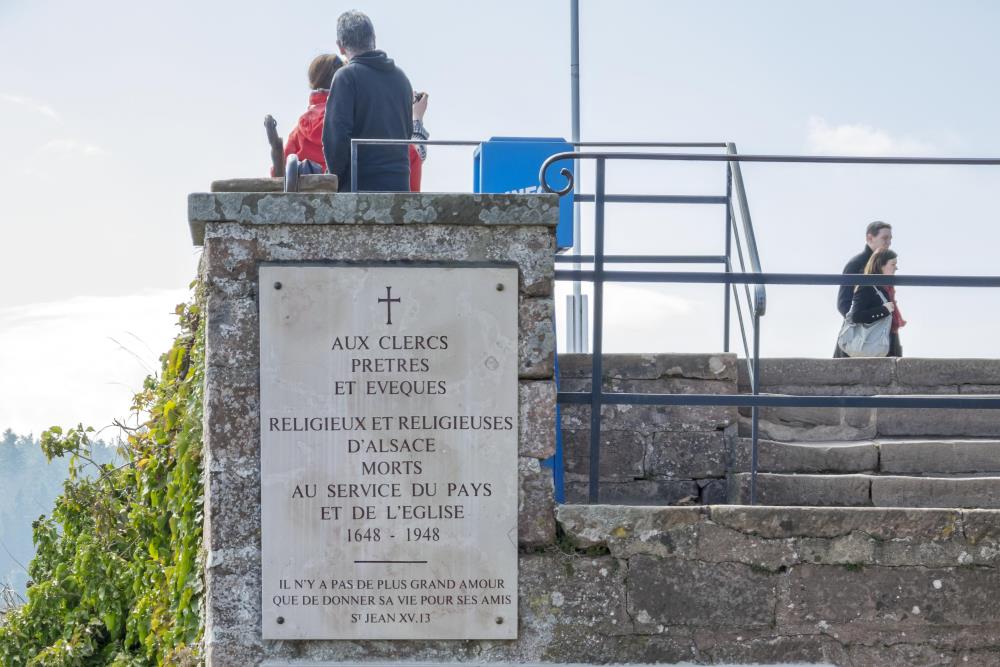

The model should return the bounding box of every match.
[588,158,606,504]
[350,140,358,193]
[723,165,732,352]
[570,0,584,352]
[750,312,761,506]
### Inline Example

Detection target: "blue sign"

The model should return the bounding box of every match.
[473,137,574,250]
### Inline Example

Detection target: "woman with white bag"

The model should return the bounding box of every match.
[841,248,906,357]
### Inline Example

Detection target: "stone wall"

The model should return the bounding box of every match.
[558,353,739,505]
[245,504,1000,666]
[195,188,1000,667]
[550,505,1000,666]
[193,192,559,664]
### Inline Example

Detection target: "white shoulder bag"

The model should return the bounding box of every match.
[837,287,892,357]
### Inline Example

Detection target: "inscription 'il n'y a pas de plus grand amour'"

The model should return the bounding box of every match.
[258,265,519,640]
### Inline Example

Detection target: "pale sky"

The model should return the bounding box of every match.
[2,0,999,435]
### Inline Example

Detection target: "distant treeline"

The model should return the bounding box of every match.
[0,429,120,599]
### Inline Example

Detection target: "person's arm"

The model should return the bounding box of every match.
[837,259,858,316]
[837,284,854,317]
[284,127,303,162]
[323,71,355,189]
[850,286,893,324]
[411,93,429,161]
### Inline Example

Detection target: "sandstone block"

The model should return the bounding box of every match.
[562,402,736,433]
[879,438,1000,474]
[697,478,728,504]
[204,374,260,464]
[566,479,699,506]
[727,473,872,506]
[555,504,706,555]
[896,358,1000,387]
[204,236,258,281]
[205,469,261,550]
[962,508,1000,545]
[647,430,728,478]
[519,553,633,658]
[562,428,645,481]
[189,192,558,244]
[518,380,556,458]
[747,414,876,442]
[730,438,878,474]
[205,571,261,628]
[205,295,258,369]
[560,376,737,396]
[709,505,963,541]
[694,630,848,667]
[210,174,339,193]
[779,563,1000,627]
[519,457,555,546]
[560,352,737,381]
[871,475,1000,509]
[518,298,555,379]
[628,556,777,627]
[742,357,896,389]
[878,406,1000,437]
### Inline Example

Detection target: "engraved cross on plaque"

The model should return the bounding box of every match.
[378,286,401,325]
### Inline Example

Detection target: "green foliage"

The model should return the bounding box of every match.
[0,293,205,666]
[1,430,118,599]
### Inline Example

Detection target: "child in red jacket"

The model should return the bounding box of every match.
[283,54,342,169]
[282,53,429,191]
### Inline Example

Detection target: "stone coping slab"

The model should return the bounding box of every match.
[739,357,1000,389]
[560,352,737,381]
[189,192,558,245]
[210,175,339,193]
[556,503,994,539]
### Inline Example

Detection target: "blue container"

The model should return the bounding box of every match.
[473,137,574,250]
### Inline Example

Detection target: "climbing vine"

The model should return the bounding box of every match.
[0,287,205,666]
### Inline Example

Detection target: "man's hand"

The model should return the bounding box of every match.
[884,302,895,313]
[413,92,429,121]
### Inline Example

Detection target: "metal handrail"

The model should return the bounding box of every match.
[542,149,1000,507]
[347,139,733,192]
[727,143,766,317]
[541,147,767,501]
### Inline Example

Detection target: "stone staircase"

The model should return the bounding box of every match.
[558,354,1000,508]
[731,358,1000,508]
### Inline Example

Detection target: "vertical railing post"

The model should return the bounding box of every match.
[750,311,761,505]
[350,140,359,192]
[723,164,733,353]
[588,158,607,504]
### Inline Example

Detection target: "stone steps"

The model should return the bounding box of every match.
[560,354,1000,508]
[733,437,1000,475]
[727,472,1000,508]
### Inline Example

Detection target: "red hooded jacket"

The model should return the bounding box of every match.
[283,90,421,191]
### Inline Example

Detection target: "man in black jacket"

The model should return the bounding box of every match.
[323,10,413,192]
[834,221,893,357]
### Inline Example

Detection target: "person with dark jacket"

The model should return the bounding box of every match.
[848,248,905,357]
[278,52,429,191]
[323,10,412,192]
[834,221,893,357]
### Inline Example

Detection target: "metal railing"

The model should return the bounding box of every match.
[541,149,1000,505]
[348,138,734,193]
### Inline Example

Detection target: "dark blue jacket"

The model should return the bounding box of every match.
[322,50,412,192]
[837,246,873,316]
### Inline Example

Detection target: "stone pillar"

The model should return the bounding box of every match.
[189,192,557,664]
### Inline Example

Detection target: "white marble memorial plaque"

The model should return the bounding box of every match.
[259,265,519,640]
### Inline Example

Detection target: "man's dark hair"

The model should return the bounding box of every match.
[866,221,892,238]
[337,10,376,53]
[308,54,343,90]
